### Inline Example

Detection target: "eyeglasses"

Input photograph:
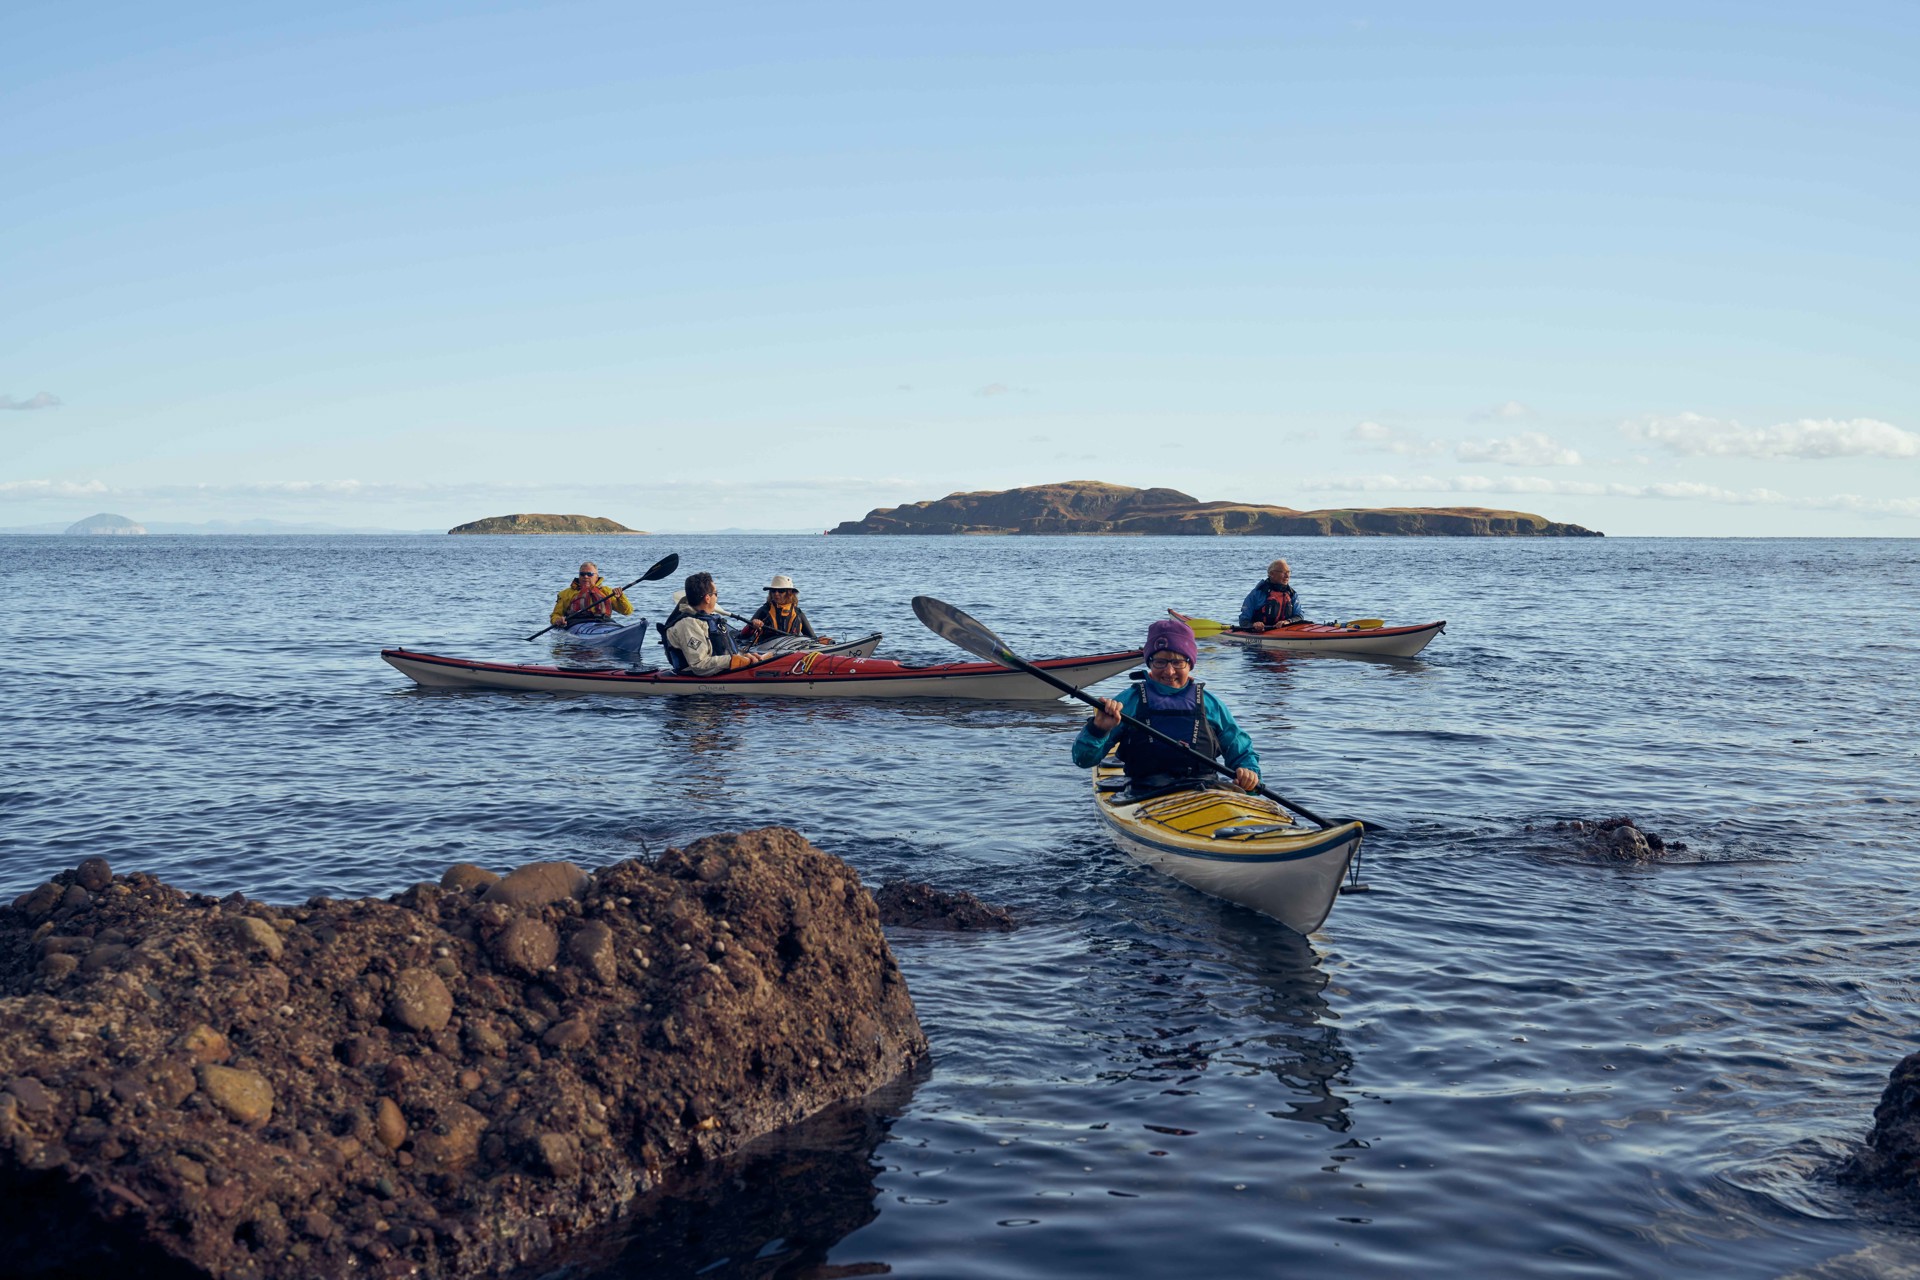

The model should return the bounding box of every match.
[580,571,599,579]
[1147,655,1191,670]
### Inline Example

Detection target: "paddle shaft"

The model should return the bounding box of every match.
[978,642,1336,829]
[525,554,679,642]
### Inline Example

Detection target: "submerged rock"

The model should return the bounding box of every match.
[0,828,926,1279]
[1546,815,1686,859]
[1841,1051,1920,1191]
[874,881,1016,931]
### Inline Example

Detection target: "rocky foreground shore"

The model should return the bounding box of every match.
[0,829,927,1279]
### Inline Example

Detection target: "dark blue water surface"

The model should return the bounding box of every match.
[4,534,1919,1278]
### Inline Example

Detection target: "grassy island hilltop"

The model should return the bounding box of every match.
[827,481,1601,537]
[448,513,645,535]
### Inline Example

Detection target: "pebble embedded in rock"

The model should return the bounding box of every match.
[375,1097,408,1151]
[387,968,455,1034]
[542,1019,591,1051]
[567,921,619,984]
[230,916,285,960]
[482,862,589,908]
[534,1132,579,1178]
[5,1077,54,1114]
[198,1064,274,1127]
[491,919,559,977]
[409,1102,488,1172]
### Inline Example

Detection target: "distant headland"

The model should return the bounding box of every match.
[65,512,147,536]
[827,481,1601,537]
[448,513,646,535]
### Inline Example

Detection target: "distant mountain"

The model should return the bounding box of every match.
[65,512,147,536]
[449,513,646,535]
[828,480,1602,537]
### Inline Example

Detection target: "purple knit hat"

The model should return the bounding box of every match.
[1143,618,1197,665]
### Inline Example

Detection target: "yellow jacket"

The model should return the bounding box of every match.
[550,583,632,625]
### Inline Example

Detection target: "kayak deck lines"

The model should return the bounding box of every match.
[1092,761,1363,933]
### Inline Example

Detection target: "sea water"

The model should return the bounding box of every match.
[2,534,1918,1278]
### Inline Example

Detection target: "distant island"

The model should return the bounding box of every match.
[448,513,646,535]
[827,481,1601,537]
[65,512,147,536]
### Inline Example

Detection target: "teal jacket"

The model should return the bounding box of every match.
[1071,679,1261,777]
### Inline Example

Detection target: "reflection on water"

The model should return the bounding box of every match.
[539,1073,922,1280]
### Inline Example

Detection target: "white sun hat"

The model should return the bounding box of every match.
[766,574,796,591]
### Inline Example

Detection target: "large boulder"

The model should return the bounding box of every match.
[0,831,925,1279]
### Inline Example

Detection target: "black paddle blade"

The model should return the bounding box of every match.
[910,596,1017,668]
[640,552,679,583]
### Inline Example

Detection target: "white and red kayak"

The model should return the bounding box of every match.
[1169,610,1445,658]
[381,646,1141,700]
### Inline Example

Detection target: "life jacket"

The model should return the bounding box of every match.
[752,600,807,638]
[1116,681,1219,785]
[656,606,737,674]
[564,577,616,621]
[1250,579,1297,628]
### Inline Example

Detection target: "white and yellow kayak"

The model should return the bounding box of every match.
[1092,760,1363,934]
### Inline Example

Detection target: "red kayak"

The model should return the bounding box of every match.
[381,647,1141,700]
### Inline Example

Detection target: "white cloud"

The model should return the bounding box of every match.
[1455,432,1581,467]
[1623,413,1919,460]
[1344,420,1443,457]
[1,392,62,411]
[0,476,918,505]
[1298,473,1920,518]
[1469,400,1535,423]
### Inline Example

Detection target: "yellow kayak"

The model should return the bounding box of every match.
[1092,760,1363,935]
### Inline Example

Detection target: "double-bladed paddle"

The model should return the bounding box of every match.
[910,595,1350,831]
[524,553,680,642]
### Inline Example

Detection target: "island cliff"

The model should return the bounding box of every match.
[827,481,1601,537]
[448,514,643,535]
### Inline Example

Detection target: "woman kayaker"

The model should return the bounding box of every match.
[740,574,834,646]
[662,573,774,675]
[1237,559,1302,632]
[550,562,633,627]
[1073,618,1260,796]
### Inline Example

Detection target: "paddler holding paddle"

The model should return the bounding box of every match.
[1073,618,1261,797]
[549,562,633,626]
[1238,559,1302,632]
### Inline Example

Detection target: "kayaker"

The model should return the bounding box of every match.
[1072,618,1260,796]
[550,562,633,626]
[661,573,774,675]
[1237,559,1302,632]
[739,574,834,646]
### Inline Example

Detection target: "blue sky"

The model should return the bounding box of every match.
[5,1,1916,534]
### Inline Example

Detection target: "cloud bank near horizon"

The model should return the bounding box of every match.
[1623,414,1919,460]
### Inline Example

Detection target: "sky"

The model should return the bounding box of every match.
[4,1,1917,535]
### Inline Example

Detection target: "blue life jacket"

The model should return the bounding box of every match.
[1117,681,1220,784]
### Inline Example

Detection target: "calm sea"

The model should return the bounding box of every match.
[3,534,1919,1278]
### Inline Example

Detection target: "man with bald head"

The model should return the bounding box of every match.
[1237,559,1302,632]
